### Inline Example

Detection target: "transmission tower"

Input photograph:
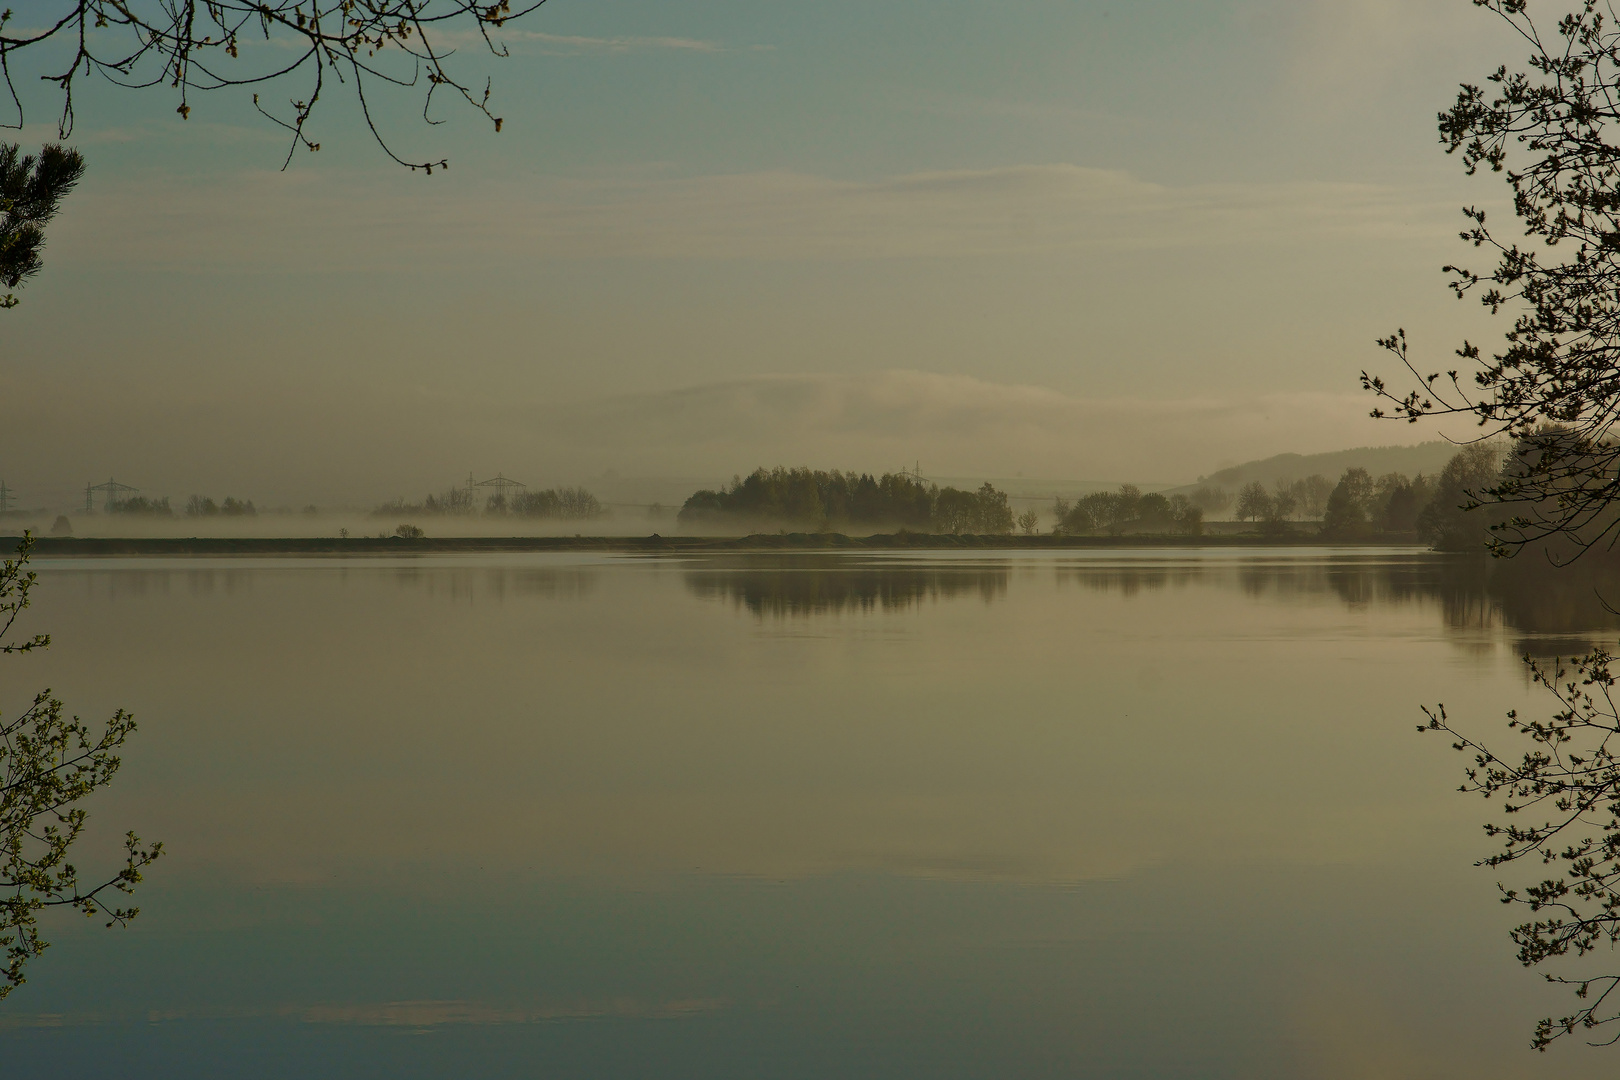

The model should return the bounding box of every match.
[0,481,12,513]
[474,473,527,507]
[85,478,139,513]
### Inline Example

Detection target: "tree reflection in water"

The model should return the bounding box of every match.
[683,551,1620,656]
[682,556,1008,617]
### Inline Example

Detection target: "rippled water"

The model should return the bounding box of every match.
[4,548,1616,1078]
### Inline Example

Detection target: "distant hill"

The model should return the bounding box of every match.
[1166,442,1469,496]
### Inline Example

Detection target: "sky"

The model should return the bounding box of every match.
[1,0,1527,507]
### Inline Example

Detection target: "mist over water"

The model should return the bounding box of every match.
[4,548,1614,1078]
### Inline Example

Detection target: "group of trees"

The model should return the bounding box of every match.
[107,495,255,517]
[1230,475,1334,524]
[932,483,1016,535]
[1317,470,1424,537]
[184,496,256,518]
[1053,486,1203,536]
[107,496,172,516]
[500,488,603,520]
[1311,445,1507,546]
[678,468,1016,534]
[1185,487,1233,516]
[375,484,604,521]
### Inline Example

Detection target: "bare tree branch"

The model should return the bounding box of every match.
[0,0,547,171]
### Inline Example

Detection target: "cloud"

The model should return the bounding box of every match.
[46,162,1469,271]
[1264,0,1506,99]
[496,30,725,53]
[538,371,1409,482]
[297,996,728,1026]
[0,997,727,1030]
[422,27,730,53]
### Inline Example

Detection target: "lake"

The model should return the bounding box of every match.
[4,547,1616,1078]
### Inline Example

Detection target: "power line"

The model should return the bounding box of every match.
[85,478,139,513]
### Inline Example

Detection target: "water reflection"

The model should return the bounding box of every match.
[683,556,1008,616]
[13,549,1612,1079]
[66,563,602,604]
[680,551,1620,650]
[1054,563,1198,596]
[385,566,599,602]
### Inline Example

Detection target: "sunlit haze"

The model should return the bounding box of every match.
[3,0,1512,508]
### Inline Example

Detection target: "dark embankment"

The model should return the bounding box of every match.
[5,532,1425,556]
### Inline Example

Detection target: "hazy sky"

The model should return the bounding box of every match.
[2,0,1523,505]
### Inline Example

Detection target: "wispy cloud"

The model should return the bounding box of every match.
[534,371,1404,482]
[47,162,1475,271]
[498,30,726,54]
[0,997,728,1030]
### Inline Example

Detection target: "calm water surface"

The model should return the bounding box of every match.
[4,548,1616,1078]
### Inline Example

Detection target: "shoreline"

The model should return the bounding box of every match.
[4,532,1434,556]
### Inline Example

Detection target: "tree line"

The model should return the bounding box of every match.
[679,468,1015,534]
[1052,487,1203,536]
[1126,446,1506,546]
[1314,444,1505,546]
[185,496,256,517]
[375,485,605,521]
[100,494,262,517]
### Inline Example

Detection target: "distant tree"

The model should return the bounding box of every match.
[1187,486,1232,517]
[925,483,1016,535]
[1016,509,1039,536]
[219,497,255,517]
[0,2,548,172]
[1,535,162,998]
[184,496,218,517]
[1065,488,1134,536]
[1292,474,1333,519]
[1169,496,1203,536]
[971,482,1014,534]
[679,468,933,533]
[1060,486,1199,536]
[556,486,603,520]
[108,496,172,517]
[1235,481,1272,523]
[375,484,476,519]
[1269,481,1298,521]
[1320,468,1374,539]
[512,489,560,518]
[394,523,424,538]
[1135,492,1173,529]
[1374,472,1433,534]
[1258,484,1296,534]
[48,516,70,537]
[502,486,603,520]
[1416,444,1507,551]
[0,143,84,308]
